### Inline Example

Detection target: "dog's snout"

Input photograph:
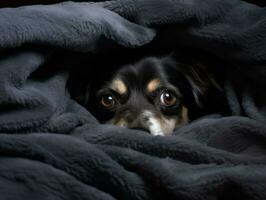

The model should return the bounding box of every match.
[113,109,170,136]
[127,111,154,134]
[120,111,150,133]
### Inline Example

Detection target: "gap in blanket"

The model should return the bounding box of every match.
[66,44,231,135]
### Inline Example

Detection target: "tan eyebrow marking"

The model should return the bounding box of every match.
[110,79,127,95]
[147,78,161,92]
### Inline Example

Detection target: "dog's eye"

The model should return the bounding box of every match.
[160,90,177,106]
[100,94,115,109]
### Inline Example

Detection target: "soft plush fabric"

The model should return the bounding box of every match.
[0,0,266,199]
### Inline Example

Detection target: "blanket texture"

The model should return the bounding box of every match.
[0,0,266,199]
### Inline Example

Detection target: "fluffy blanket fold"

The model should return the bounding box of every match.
[0,0,266,199]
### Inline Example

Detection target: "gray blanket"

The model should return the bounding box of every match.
[0,0,266,199]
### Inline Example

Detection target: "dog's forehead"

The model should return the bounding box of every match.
[136,57,166,77]
[113,58,168,88]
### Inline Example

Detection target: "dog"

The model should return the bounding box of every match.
[75,55,225,136]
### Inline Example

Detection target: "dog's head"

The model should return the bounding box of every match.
[90,56,190,136]
[81,56,221,136]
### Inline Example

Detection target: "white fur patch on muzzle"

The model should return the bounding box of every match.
[141,110,176,136]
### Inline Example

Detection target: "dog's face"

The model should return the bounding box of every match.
[93,57,188,136]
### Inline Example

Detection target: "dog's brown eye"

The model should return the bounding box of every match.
[100,95,115,109]
[160,90,177,106]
